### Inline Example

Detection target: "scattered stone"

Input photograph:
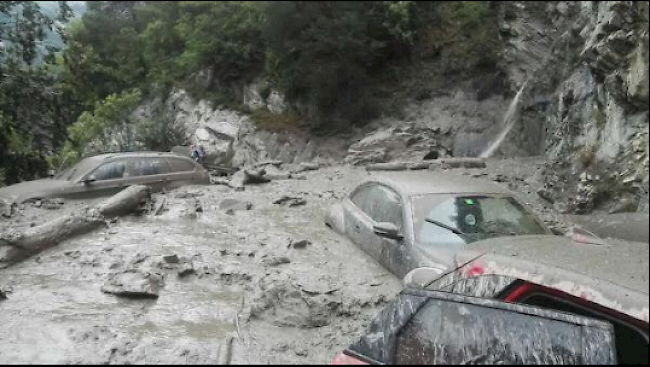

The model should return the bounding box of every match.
[262,256,291,267]
[219,250,228,256]
[537,188,555,204]
[178,263,195,278]
[299,162,320,171]
[0,199,12,218]
[163,255,180,264]
[219,199,253,212]
[0,289,7,301]
[64,250,82,259]
[289,239,311,249]
[101,270,164,299]
[230,168,270,189]
[273,196,307,207]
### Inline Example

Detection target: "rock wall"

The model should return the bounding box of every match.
[493,1,649,213]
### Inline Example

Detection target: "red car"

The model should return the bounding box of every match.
[333,235,649,365]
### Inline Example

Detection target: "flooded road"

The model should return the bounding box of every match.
[0,166,401,364]
[2,160,645,364]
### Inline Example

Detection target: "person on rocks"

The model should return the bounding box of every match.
[190,144,206,165]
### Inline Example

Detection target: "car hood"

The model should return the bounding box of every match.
[0,179,72,203]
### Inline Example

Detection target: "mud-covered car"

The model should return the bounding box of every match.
[0,152,210,203]
[334,235,649,365]
[324,172,552,278]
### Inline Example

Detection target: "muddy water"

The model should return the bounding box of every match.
[0,166,401,364]
[2,160,611,364]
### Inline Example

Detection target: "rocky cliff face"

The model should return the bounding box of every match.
[494,1,649,213]
[131,1,648,214]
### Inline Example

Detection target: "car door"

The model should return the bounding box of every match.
[344,290,617,365]
[344,184,383,261]
[61,159,128,200]
[369,185,410,278]
[344,183,409,276]
[164,157,199,190]
[122,157,172,192]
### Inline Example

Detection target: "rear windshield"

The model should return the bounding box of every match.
[412,194,548,248]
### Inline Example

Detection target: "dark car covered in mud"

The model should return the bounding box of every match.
[0,152,210,204]
[324,172,552,278]
[334,235,649,365]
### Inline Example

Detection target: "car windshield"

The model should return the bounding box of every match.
[412,194,548,248]
[53,157,103,182]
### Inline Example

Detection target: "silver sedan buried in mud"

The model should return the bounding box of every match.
[0,152,210,204]
[324,171,552,279]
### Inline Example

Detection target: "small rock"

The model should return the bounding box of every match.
[219,249,228,256]
[65,250,82,259]
[0,289,7,301]
[101,270,163,299]
[273,196,307,207]
[537,188,555,204]
[289,239,312,249]
[163,255,180,264]
[219,199,253,212]
[178,263,195,278]
[262,256,291,267]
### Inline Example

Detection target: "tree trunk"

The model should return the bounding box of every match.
[0,185,151,268]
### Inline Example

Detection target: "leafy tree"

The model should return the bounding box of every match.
[0,1,72,184]
[175,1,265,85]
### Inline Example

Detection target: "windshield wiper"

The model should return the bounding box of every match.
[424,218,476,242]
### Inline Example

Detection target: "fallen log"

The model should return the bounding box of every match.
[0,185,151,267]
[429,157,487,170]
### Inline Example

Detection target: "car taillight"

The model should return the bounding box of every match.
[332,352,369,365]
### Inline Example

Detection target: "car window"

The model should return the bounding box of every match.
[395,298,614,365]
[88,160,126,181]
[167,158,196,173]
[125,157,170,177]
[412,194,547,247]
[351,184,403,228]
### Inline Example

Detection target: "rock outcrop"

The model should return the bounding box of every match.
[493,1,649,213]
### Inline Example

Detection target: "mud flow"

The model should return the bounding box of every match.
[0,166,401,364]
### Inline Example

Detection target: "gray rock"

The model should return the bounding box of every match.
[163,255,180,264]
[219,199,253,211]
[289,239,311,249]
[178,263,195,278]
[273,196,307,207]
[101,270,164,299]
[0,289,7,301]
[261,256,291,267]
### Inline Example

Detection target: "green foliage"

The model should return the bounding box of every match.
[416,1,500,71]
[1,1,73,184]
[262,1,416,126]
[175,1,265,84]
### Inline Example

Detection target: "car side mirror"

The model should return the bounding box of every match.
[373,222,403,240]
[82,176,96,186]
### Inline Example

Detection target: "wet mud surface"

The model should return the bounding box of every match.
[0,159,646,364]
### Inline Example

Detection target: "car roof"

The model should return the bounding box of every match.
[363,171,513,197]
[89,151,193,162]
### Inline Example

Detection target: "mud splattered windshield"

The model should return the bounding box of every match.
[412,194,548,247]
